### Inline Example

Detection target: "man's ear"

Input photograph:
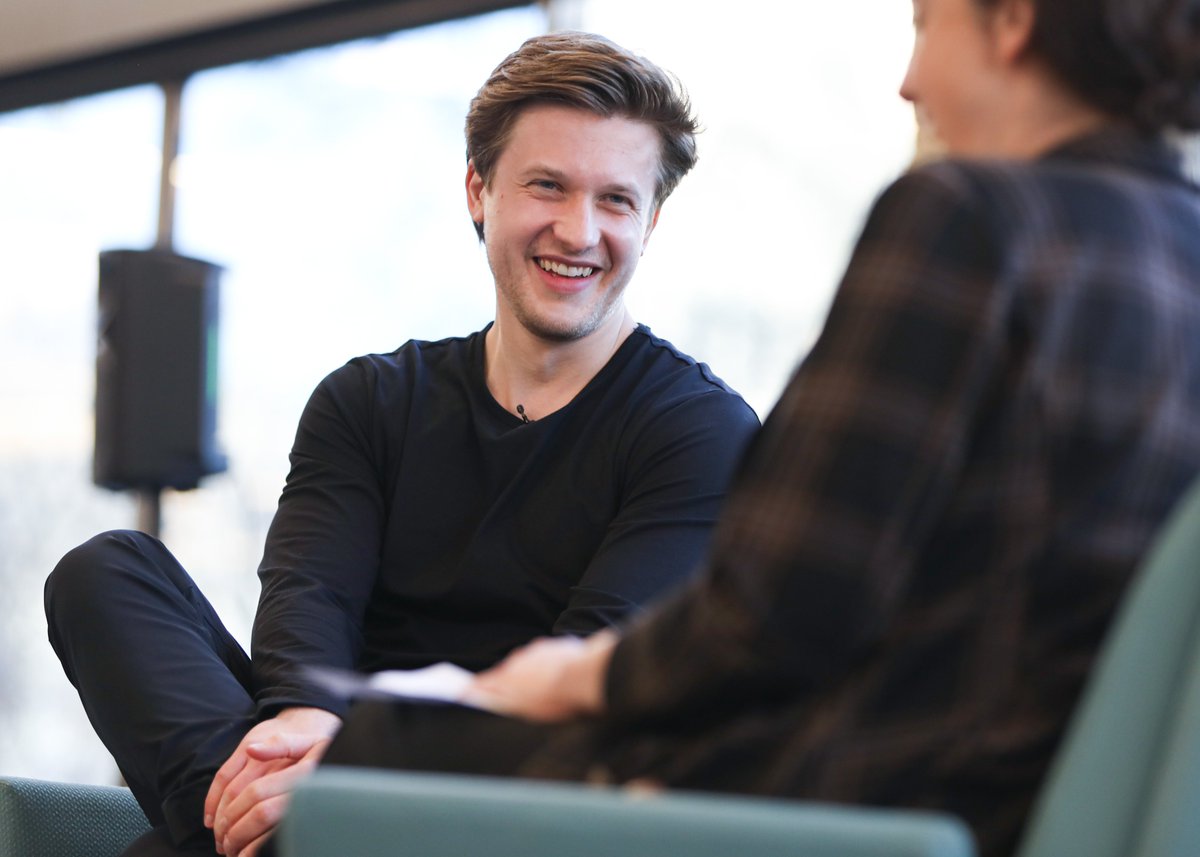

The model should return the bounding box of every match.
[466,159,486,227]
[989,0,1036,65]
[641,206,661,253]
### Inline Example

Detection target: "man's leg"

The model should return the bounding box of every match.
[46,530,257,853]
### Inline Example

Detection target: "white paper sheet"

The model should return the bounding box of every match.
[306,662,483,708]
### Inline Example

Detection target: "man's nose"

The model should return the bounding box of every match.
[553,195,600,251]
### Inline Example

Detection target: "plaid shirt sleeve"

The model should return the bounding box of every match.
[606,165,1019,724]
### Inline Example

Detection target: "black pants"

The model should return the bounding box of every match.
[45,531,568,857]
[46,534,715,857]
[46,530,258,856]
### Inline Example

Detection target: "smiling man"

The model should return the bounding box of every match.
[45,32,758,857]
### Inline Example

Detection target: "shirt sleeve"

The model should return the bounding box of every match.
[251,361,388,717]
[604,165,1015,725]
[552,384,761,636]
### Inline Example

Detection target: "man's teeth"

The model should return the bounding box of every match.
[538,259,594,278]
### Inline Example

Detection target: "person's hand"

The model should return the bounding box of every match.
[204,706,341,856]
[466,630,617,721]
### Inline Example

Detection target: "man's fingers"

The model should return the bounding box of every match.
[212,763,272,851]
[205,708,341,839]
[238,830,274,857]
[219,792,291,857]
[216,755,318,856]
[216,748,322,843]
[204,748,248,828]
[214,759,285,846]
[220,733,329,834]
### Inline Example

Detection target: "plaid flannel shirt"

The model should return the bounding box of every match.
[600,128,1200,857]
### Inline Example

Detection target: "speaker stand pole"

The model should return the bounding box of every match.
[131,78,183,541]
[156,78,183,252]
[137,489,162,539]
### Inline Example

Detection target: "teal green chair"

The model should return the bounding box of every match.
[0,776,148,857]
[280,767,974,857]
[276,475,1200,857]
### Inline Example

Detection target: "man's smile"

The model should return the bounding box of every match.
[536,257,596,279]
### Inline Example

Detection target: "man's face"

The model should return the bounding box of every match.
[467,104,661,343]
[900,0,1009,156]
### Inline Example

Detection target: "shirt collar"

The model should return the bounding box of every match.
[1040,125,1192,188]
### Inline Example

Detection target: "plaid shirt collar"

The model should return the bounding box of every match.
[1042,124,1192,188]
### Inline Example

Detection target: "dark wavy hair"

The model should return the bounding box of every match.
[464,32,700,240]
[975,0,1200,131]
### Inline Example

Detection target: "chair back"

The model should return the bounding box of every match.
[1017,478,1200,857]
[283,766,975,857]
[0,776,148,857]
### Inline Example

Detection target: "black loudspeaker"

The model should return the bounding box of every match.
[94,249,228,491]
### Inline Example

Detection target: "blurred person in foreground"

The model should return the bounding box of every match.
[44,32,759,857]
[309,1,1200,855]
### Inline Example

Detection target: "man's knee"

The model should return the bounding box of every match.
[46,529,162,621]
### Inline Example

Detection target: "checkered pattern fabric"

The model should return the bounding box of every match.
[596,128,1200,857]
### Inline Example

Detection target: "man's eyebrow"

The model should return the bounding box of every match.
[519,164,566,181]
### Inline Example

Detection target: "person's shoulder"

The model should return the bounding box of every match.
[327,329,484,387]
[305,330,486,426]
[891,150,1149,219]
[300,329,487,437]
[875,157,1018,215]
[861,157,1054,256]
[900,152,1063,189]
[898,150,1198,268]
[621,326,760,426]
[881,151,1097,212]
[627,326,735,393]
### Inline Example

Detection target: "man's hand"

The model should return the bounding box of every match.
[204,706,341,856]
[466,630,617,721]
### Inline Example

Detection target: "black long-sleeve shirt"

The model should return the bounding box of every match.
[251,324,759,716]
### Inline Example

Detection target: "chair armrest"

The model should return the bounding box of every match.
[0,776,150,857]
[278,767,976,857]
